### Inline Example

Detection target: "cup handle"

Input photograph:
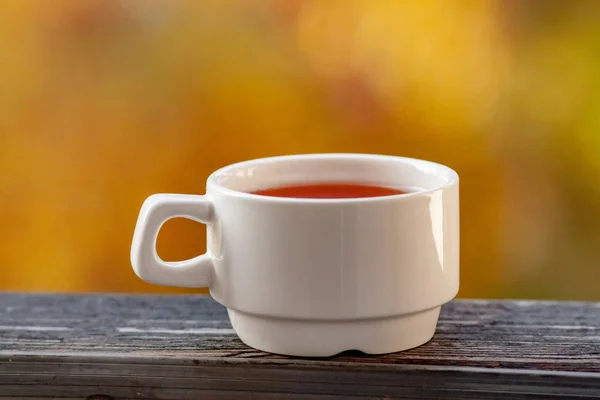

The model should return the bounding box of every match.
[130,194,214,288]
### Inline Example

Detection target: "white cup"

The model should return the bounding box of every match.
[131,154,459,357]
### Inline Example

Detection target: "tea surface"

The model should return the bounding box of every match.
[251,183,407,199]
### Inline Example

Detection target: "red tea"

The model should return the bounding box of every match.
[251,183,407,199]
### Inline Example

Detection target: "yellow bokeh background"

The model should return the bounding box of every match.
[1,0,599,299]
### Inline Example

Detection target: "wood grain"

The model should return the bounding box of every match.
[0,294,599,399]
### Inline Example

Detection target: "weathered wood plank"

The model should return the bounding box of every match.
[0,294,599,399]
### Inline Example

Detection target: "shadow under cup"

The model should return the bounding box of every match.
[133,154,459,357]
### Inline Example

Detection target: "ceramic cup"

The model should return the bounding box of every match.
[131,154,459,357]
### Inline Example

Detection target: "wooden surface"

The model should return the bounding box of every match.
[0,294,599,399]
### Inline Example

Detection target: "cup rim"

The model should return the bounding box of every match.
[206,153,459,204]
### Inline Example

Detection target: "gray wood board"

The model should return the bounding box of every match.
[0,294,599,399]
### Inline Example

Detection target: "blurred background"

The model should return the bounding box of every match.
[1,0,599,300]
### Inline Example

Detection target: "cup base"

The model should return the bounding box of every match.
[227,306,441,357]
